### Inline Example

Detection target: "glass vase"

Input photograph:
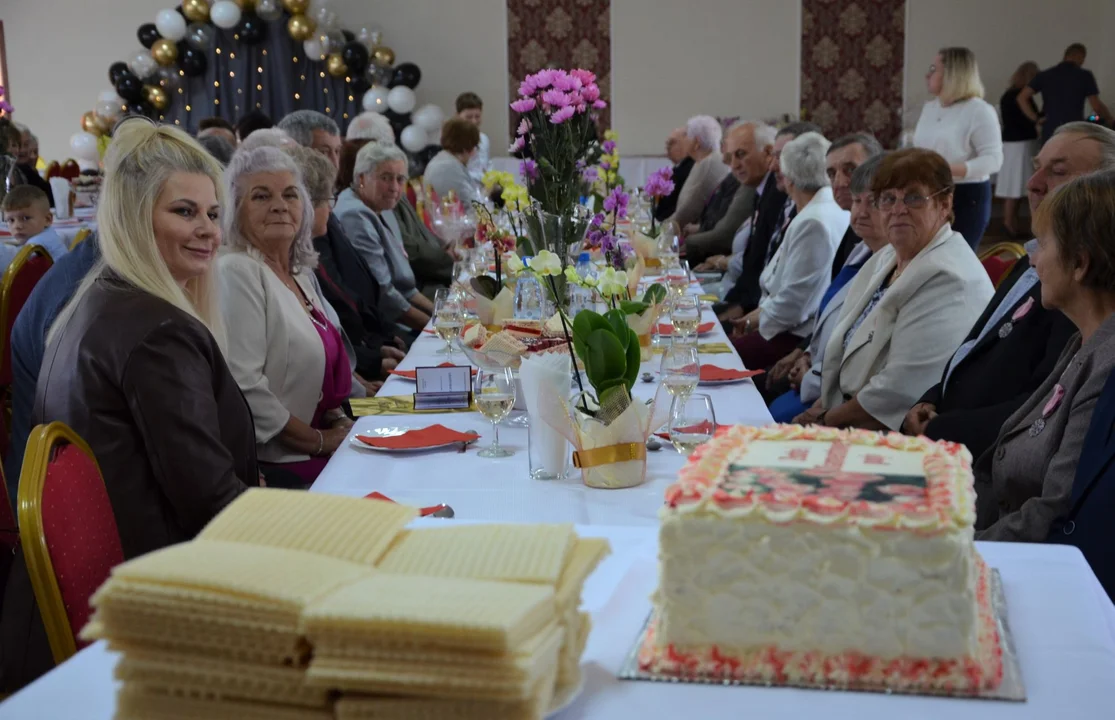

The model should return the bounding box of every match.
[523,207,589,309]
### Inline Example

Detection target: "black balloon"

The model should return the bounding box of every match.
[109,62,131,86]
[389,62,422,90]
[124,101,152,118]
[342,29,356,43]
[138,23,162,49]
[350,75,372,96]
[341,41,370,73]
[417,144,440,165]
[179,46,208,77]
[115,73,145,103]
[384,110,411,142]
[237,13,265,45]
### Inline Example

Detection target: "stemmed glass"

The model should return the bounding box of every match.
[666,259,691,301]
[670,295,701,345]
[474,367,517,458]
[433,288,464,359]
[669,393,717,455]
[660,342,700,401]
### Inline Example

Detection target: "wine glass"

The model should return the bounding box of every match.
[474,367,517,458]
[660,342,700,401]
[433,288,465,359]
[670,295,701,343]
[669,393,717,455]
[666,259,691,301]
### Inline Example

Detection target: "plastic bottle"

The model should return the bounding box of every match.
[514,258,544,320]
[570,252,596,315]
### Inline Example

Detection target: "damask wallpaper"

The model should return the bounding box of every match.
[506,0,612,141]
[800,0,906,147]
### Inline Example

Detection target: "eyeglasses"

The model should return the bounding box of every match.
[875,187,949,211]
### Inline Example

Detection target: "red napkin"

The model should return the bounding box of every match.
[389,363,478,380]
[656,423,726,440]
[700,366,765,382]
[657,322,715,336]
[364,492,449,518]
[355,424,480,450]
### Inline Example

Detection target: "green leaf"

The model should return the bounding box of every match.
[623,328,641,390]
[642,283,667,305]
[584,328,627,389]
[469,275,500,300]
[603,308,628,338]
[572,310,610,374]
[619,300,649,316]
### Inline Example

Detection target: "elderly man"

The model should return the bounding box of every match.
[825,133,883,275]
[903,121,1115,458]
[198,117,238,148]
[654,127,693,222]
[278,110,342,169]
[685,122,774,266]
[669,116,731,229]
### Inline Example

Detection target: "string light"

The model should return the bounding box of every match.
[326,107,331,113]
[343,113,349,120]
[229,71,236,79]
[185,104,192,112]
[257,84,262,91]
[319,72,325,79]
[214,99,220,105]
[294,93,301,100]
[214,81,220,88]
[262,50,267,56]
[230,52,236,60]
[216,48,222,55]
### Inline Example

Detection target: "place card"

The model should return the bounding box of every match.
[413,365,473,411]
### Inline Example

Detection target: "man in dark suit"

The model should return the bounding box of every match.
[825,133,883,278]
[1049,367,1115,600]
[654,128,694,222]
[903,121,1115,458]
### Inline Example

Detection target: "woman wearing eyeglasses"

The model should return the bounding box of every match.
[795,148,993,430]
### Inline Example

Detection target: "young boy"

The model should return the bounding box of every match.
[1,185,70,272]
[456,92,491,184]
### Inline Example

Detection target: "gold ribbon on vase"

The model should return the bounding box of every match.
[572,442,646,469]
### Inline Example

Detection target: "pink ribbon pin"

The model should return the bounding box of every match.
[1011,296,1034,322]
[1042,384,1066,417]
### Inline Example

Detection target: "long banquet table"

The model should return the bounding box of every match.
[1,523,1113,719]
[310,293,774,524]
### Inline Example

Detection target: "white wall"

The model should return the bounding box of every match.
[611,0,801,155]
[904,0,1115,127]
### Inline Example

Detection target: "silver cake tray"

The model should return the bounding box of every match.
[618,569,1025,702]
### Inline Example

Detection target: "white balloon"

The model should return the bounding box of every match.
[129,50,158,80]
[255,0,283,22]
[99,89,124,104]
[356,24,383,50]
[96,99,123,121]
[399,125,428,153]
[70,132,101,162]
[303,38,325,61]
[210,1,242,30]
[412,104,446,133]
[362,87,390,113]
[155,8,188,42]
[387,86,416,115]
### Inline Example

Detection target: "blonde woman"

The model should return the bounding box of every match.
[997,61,1041,236]
[914,47,1003,250]
[36,119,258,560]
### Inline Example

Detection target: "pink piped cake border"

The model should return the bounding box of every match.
[638,556,1004,693]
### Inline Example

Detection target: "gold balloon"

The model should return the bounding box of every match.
[282,0,309,14]
[287,14,317,42]
[372,45,395,67]
[327,53,348,78]
[232,0,257,9]
[151,39,179,67]
[81,112,104,138]
[144,85,170,112]
[182,0,210,23]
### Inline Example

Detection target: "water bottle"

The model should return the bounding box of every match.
[514,261,544,320]
[570,252,596,315]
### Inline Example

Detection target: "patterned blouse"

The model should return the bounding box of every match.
[842,274,891,352]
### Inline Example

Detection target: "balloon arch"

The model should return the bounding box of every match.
[71,0,445,165]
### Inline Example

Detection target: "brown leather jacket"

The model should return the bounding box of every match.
[34,275,259,558]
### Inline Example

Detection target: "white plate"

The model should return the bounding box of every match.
[546,669,585,718]
[349,427,479,453]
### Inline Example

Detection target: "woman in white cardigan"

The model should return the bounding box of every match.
[799,149,994,430]
[668,115,731,230]
[731,132,850,370]
[219,147,356,486]
[914,47,1003,250]
[423,117,483,208]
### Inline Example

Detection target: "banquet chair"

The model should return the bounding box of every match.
[977,242,1026,290]
[18,422,123,664]
[0,244,54,452]
[68,228,91,251]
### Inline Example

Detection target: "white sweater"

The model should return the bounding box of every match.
[913,97,1003,183]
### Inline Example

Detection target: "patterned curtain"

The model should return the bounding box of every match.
[800,0,906,148]
[506,0,612,143]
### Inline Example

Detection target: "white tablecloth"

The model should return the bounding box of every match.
[310,295,772,525]
[2,526,1113,719]
[491,156,673,189]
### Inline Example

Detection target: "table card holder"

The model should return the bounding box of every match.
[413,365,473,411]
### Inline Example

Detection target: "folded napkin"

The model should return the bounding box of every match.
[364,492,450,517]
[655,423,726,440]
[656,322,715,336]
[700,366,765,382]
[389,363,478,380]
[698,294,718,302]
[652,342,734,355]
[355,424,479,450]
[349,395,475,416]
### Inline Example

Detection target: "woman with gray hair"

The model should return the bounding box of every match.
[219,146,355,486]
[668,115,731,229]
[335,141,433,331]
[732,131,849,369]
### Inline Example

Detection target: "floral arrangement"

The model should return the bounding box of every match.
[642,166,675,236]
[583,186,635,273]
[510,68,606,218]
[571,308,641,410]
[481,169,530,211]
[586,130,622,205]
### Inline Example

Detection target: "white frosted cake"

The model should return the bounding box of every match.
[641,424,1003,692]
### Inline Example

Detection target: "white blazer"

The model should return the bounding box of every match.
[219,249,350,464]
[820,225,994,430]
[758,186,849,339]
